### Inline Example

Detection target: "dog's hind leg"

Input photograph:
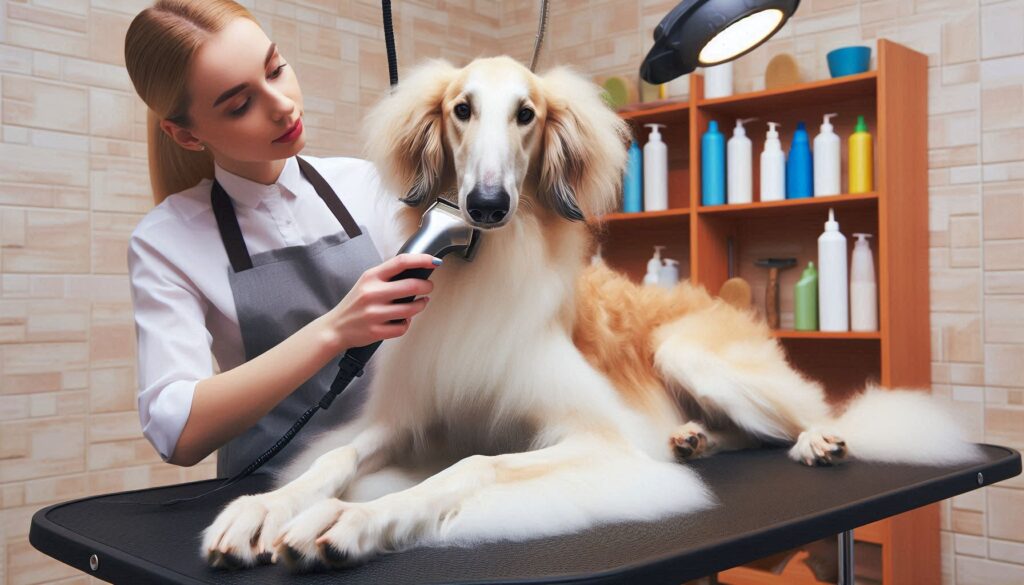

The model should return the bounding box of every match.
[669,420,760,461]
[273,433,711,570]
[201,420,404,570]
[652,306,844,466]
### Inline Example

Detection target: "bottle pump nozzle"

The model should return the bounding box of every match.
[766,121,780,138]
[645,123,665,140]
[821,113,838,130]
[734,117,757,135]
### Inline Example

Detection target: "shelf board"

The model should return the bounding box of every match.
[698,71,877,116]
[591,207,690,230]
[617,100,689,124]
[697,192,878,219]
[772,330,881,340]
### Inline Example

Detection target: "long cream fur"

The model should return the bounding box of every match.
[200,56,981,572]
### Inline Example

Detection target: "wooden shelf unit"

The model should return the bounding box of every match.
[593,40,934,585]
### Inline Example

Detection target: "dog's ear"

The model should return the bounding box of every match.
[363,59,456,206]
[538,67,631,221]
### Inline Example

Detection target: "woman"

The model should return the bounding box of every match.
[123,0,437,477]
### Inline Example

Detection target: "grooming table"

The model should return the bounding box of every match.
[31,444,1020,585]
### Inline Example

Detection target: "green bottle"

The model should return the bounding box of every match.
[794,261,818,331]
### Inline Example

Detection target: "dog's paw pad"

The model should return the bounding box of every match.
[670,423,709,462]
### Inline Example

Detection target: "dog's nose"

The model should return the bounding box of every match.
[466,184,510,225]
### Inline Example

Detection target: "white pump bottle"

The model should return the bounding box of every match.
[727,118,757,204]
[760,122,785,202]
[644,245,665,287]
[850,233,878,331]
[814,113,840,196]
[818,208,848,331]
[643,124,668,212]
[659,258,680,288]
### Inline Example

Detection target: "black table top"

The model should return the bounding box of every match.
[31,444,1020,585]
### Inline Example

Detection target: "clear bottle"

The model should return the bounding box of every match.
[727,118,757,205]
[817,208,849,331]
[760,122,786,202]
[644,245,665,287]
[814,113,840,196]
[643,124,668,212]
[850,233,878,331]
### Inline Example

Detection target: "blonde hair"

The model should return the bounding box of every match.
[124,0,257,205]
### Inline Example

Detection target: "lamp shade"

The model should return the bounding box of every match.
[640,0,800,84]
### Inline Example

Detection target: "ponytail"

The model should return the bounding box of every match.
[146,109,213,204]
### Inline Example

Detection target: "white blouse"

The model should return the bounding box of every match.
[127,155,407,463]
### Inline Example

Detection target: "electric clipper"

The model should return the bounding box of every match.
[328,196,481,404]
[388,197,482,311]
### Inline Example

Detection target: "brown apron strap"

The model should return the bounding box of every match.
[211,156,363,273]
[295,156,362,239]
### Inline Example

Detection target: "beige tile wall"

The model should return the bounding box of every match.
[0,0,1020,584]
[0,0,495,583]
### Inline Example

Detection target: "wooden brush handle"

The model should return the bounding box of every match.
[766,267,780,329]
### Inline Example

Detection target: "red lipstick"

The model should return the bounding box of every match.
[273,118,303,143]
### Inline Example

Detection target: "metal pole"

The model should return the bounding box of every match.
[838,529,855,585]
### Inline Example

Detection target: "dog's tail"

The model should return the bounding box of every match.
[829,384,983,466]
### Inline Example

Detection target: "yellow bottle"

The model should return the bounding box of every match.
[848,115,873,193]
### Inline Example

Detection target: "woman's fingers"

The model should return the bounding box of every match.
[374,253,441,281]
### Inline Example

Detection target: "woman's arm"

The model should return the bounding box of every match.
[167,315,342,467]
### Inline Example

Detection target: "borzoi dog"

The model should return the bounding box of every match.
[201,56,979,571]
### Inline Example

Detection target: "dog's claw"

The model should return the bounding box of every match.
[790,430,848,466]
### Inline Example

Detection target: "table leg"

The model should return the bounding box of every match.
[838,529,855,585]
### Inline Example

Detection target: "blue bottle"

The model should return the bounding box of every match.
[623,140,643,212]
[786,121,814,199]
[702,120,726,206]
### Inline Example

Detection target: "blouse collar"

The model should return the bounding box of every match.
[212,156,304,209]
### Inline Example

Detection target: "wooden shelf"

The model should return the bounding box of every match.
[610,39,935,585]
[592,207,689,228]
[617,100,689,124]
[698,70,876,116]
[697,192,877,219]
[772,330,881,340]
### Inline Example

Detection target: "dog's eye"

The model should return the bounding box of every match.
[454,103,471,121]
[517,107,535,125]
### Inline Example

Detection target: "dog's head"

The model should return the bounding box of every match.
[363,56,630,230]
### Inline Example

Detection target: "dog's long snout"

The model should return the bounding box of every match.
[466,184,510,225]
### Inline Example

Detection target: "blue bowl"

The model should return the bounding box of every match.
[827,46,871,78]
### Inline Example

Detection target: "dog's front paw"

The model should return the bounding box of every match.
[201,492,302,569]
[670,421,709,462]
[310,495,431,569]
[789,430,847,466]
[273,498,351,572]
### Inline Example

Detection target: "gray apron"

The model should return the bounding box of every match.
[210,156,384,478]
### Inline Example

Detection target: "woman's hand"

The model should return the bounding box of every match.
[319,253,439,351]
